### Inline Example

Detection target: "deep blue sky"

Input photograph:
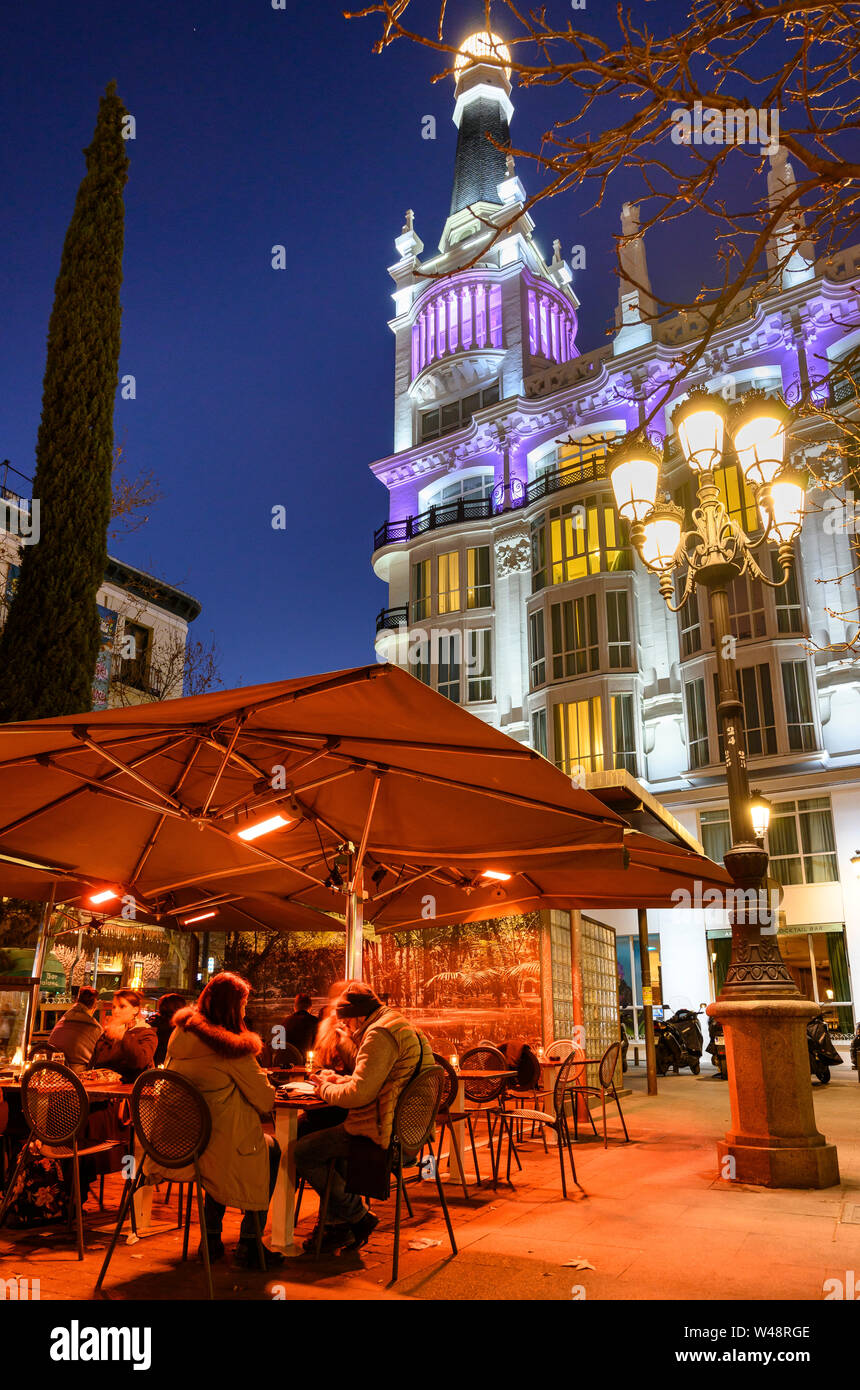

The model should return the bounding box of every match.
[0,0,775,688]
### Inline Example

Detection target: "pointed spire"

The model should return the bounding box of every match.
[394,208,423,260]
[448,31,514,216]
[766,147,814,287]
[613,202,656,355]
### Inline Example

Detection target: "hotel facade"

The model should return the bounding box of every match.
[369,35,860,1041]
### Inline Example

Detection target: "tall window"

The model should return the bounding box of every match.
[466,546,491,609]
[531,518,547,592]
[700,807,731,865]
[438,551,460,615]
[420,382,500,442]
[547,497,630,585]
[713,664,777,757]
[531,708,548,758]
[529,611,546,688]
[685,678,710,769]
[466,629,493,702]
[413,640,431,686]
[606,590,633,668]
[781,660,816,750]
[553,697,604,775]
[768,797,838,885]
[724,571,766,642]
[437,635,460,702]
[611,693,637,774]
[773,552,804,633]
[120,622,152,692]
[412,559,431,621]
[677,581,703,657]
[714,462,759,534]
[551,595,598,677]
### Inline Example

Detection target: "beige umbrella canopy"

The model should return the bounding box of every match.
[0,665,626,970]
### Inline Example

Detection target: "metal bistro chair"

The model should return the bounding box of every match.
[567,1041,631,1148]
[458,1045,521,1183]
[485,1051,584,1199]
[545,1037,575,1061]
[427,1053,470,1201]
[0,1061,125,1260]
[96,1069,225,1301]
[312,1066,457,1284]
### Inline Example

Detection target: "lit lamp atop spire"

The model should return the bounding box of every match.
[454,30,512,80]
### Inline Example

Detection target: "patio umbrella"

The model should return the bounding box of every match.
[0,664,626,981]
[333,830,732,931]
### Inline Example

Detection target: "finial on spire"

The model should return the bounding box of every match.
[552,238,562,264]
[505,151,515,179]
[403,209,414,234]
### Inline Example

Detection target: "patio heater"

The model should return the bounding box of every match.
[607,388,838,1187]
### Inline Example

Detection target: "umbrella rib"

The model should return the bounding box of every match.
[252,730,537,760]
[0,729,191,773]
[212,745,334,819]
[130,741,204,887]
[365,760,619,824]
[75,734,184,811]
[201,719,246,816]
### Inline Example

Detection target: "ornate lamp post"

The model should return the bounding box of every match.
[608,387,839,1187]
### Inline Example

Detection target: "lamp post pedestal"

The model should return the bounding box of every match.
[709,997,840,1188]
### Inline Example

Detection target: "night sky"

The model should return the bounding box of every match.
[0,0,770,689]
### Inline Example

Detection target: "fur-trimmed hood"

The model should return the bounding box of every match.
[172,1006,262,1059]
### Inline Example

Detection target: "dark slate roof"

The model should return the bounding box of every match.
[449,96,511,215]
[104,555,202,623]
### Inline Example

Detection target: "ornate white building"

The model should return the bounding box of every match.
[370,33,860,1039]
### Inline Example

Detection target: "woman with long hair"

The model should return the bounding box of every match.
[151,971,283,1268]
[89,989,157,1082]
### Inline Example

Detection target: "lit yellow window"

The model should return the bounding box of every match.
[714,463,758,533]
[552,696,604,775]
[438,551,460,614]
[412,559,431,621]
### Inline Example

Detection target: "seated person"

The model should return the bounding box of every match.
[89,989,157,1082]
[153,992,185,1066]
[151,971,283,1268]
[49,986,103,1073]
[294,982,432,1254]
[280,994,318,1058]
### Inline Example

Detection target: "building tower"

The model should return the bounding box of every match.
[370,32,860,1038]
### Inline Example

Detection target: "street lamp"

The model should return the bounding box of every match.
[607,386,838,1189]
[749,790,772,842]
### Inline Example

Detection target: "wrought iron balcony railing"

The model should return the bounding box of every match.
[375,604,409,633]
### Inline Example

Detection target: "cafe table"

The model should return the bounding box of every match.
[445,1070,516,1188]
[269,1085,328,1256]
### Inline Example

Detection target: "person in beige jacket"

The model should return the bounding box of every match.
[153,972,283,1269]
[295,982,432,1254]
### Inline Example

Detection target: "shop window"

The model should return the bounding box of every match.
[617,933,662,1043]
[551,594,598,678]
[552,696,604,775]
[778,928,853,1036]
[768,797,838,885]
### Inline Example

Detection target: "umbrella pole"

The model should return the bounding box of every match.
[637,907,658,1096]
[23,889,56,1057]
[345,867,364,981]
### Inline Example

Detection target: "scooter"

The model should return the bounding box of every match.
[807,1013,843,1085]
[654,1008,704,1075]
[705,1015,728,1079]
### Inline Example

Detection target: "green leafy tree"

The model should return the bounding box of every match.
[0,83,129,720]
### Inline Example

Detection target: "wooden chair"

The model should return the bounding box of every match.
[0,1061,125,1260]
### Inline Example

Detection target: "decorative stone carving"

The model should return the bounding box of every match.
[495,529,531,577]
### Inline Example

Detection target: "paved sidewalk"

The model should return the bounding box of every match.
[1,1063,856,1301]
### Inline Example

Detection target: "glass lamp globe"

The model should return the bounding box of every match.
[671,390,727,473]
[749,789,772,840]
[640,501,683,572]
[760,468,806,543]
[730,393,792,488]
[454,31,512,79]
[608,440,662,522]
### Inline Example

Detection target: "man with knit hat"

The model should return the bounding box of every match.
[294,981,432,1254]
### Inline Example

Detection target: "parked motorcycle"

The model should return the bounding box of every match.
[807,1013,843,1085]
[654,1007,704,1076]
[705,1015,728,1080]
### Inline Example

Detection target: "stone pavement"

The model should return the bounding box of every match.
[1,1061,857,1302]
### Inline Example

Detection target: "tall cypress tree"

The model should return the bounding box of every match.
[0,83,128,721]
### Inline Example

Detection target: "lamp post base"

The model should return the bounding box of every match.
[708,998,840,1190]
